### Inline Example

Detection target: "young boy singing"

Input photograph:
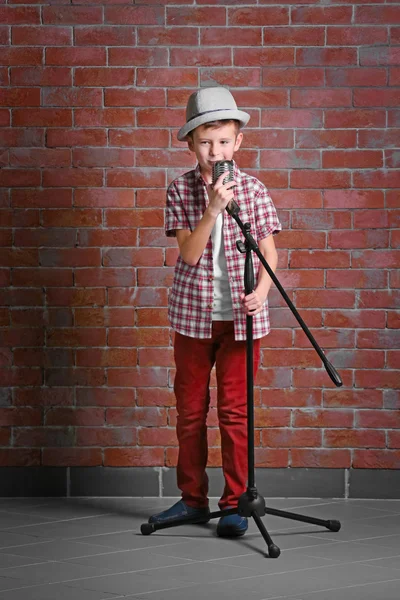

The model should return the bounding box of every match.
[149,87,281,537]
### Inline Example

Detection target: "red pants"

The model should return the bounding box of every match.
[174,322,261,510]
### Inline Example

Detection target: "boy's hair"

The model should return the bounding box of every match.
[187,119,241,140]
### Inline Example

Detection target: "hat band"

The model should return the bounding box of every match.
[186,108,233,123]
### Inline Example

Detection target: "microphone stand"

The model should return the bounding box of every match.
[141,200,342,558]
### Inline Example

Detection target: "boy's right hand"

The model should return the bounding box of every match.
[206,172,237,218]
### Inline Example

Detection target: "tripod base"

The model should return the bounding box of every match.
[140,487,341,559]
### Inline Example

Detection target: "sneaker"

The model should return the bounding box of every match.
[148,500,210,525]
[217,512,248,537]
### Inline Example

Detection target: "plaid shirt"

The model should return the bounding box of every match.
[165,162,281,341]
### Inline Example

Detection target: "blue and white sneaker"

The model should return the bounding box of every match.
[217,512,248,537]
[148,500,210,525]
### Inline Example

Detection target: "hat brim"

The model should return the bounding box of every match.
[177,109,250,141]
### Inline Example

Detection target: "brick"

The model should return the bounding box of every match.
[167,6,225,26]
[0,6,40,25]
[74,189,134,208]
[202,68,261,88]
[108,286,167,307]
[355,370,399,389]
[325,429,386,448]
[290,170,351,189]
[103,247,162,267]
[78,229,138,248]
[107,169,165,189]
[43,87,102,108]
[107,367,168,388]
[75,68,134,87]
[76,388,135,407]
[73,148,134,168]
[9,148,70,168]
[0,248,38,267]
[107,407,167,427]
[324,190,384,209]
[327,269,387,289]
[353,450,400,470]
[47,128,107,148]
[357,330,400,350]
[75,26,135,47]
[235,48,293,67]
[104,447,164,467]
[137,149,193,168]
[292,89,352,108]
[0,407,41,427]
[229,7,288,26]
[171,47,231,68]
[0,169,40,187]
[12,25,72,46]
[292,6,352,25]
[43,6,103,25]
[13,268,73,287]
[325,68,387,87]
[323,150,383,169]
[105,88,165,108]
[0,449,41,467]
[262,429,321,448]
[327,26,388,46]
[296,129,356,148]
[11,67,72,86]
[108,128,168,148]
[77,427,137,447]
[324,389,382,409]
[355,5,400,25]
[201,27,261,47]
[13,108,72,127]
[296,290,355,309]
[46,47,106,67]
[105,5,164,25]
[291,449,351,468]
[355,89,400,108]
[263,68,324,87]
[74,108,134,127]
[354,170,400,189]
[137,68,198,87]
[0,48,42,66]
[109,47,167,67]
[74,267,136,288]
[0,128,44,149]
[359,129,400,148]
[0,88,40,107]
[360,47,400,67]
[15,228,75,248]
[42,448,102,467]
[297,48,357,66]
[42,169,103,188]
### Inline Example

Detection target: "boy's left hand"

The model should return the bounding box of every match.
[240,290,265,316]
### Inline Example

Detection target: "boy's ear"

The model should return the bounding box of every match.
[234,131,243,152]
[187,136,194,152]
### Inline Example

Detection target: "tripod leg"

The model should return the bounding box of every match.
[252,511,280,558]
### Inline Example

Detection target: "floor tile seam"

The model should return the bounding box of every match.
[60,557,374,588]
[275,576,400,600]
[0,539,57,551]
[3,513,117,532]
[309,531,400,544]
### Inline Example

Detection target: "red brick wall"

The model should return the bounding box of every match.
[0,1,399,472]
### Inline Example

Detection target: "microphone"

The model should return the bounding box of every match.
[212,160,240,217]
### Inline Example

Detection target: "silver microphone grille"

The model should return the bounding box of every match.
[212,160,234,186]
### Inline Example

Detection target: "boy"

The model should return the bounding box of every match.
[149,87,281,537]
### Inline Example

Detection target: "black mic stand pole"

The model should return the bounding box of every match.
[141,201,342,558]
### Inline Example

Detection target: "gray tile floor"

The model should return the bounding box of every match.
[0,496,400,599]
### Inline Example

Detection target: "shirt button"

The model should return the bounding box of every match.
[208,303,213,309]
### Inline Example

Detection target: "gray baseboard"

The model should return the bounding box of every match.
[0,467,399,499]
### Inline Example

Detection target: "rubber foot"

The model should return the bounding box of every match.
[327,520,341,532]
[141,523,155,535]
[268,544,281,558]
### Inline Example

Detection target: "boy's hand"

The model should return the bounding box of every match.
[240,290,266,316]
[206,173,236,217]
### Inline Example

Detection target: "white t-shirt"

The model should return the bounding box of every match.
[211,213,234,320]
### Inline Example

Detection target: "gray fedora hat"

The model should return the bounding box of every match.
[177,87,250,141]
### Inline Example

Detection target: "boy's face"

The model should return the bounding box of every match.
[187,122,243,183]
